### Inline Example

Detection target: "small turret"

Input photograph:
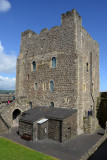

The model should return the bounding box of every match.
[61,9,82,27]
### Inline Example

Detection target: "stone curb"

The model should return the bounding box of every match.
[80,133,107,160]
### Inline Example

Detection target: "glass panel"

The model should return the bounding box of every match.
[33,61,36,71]
[52,57,56,68]
[50,81,54,91]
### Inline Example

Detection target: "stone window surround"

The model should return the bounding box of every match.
[33,81,55,91]
[50,80,54,91]
[31,61,36,71]
[43,82,46,91]
[50,102,54,107]
[52,57,56,68]
[34,82,38,90]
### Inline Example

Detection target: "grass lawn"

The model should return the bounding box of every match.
[0,137,57,160]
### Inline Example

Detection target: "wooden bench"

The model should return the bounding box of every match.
[21,134,31,141]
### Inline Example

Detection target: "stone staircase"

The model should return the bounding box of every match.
[0,101,16,134]
[0,115,11,134]
[0,98,29,134]
[83,116,98,134]
[83,116,92,134]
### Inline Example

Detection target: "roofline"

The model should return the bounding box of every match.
[19,119,33,124]
[45,109,77,120]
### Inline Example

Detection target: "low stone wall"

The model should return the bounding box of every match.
[0,94,14,103]
[0,98,30,128]
[0,116,11,134]
[80,133,107,160]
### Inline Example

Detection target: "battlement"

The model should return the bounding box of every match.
[61,9,81,19]
[21,9,82,39]
[61,9,82,26]
[21,29,37,37]
[40,28,48,33]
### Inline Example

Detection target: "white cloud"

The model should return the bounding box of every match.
[0,0,11,12]
[0,41,16,74]
[0,76,15,90]
[0,41,16,90]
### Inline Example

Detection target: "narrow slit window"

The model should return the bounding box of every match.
[52,57,56,68]
[86,63,89,72]
[92,83,94,92]
[43,82,46,91]
[27,74,29,80]
[83,84,86,92]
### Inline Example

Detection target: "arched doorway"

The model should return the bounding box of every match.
[13,109,21,120]
[50,102,54,107]
[12,109,21,127]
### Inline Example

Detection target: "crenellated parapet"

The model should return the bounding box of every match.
[21,29,37,37]
[61,9,82,26]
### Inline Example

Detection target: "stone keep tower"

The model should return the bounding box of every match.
[16,9,99,134]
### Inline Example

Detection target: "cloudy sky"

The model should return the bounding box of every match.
[0,0,107,91]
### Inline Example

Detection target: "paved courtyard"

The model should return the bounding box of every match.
[1,127,105,160]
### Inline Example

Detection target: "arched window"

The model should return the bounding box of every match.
[52,57,56,68]
[50,102,54,107]
[32,61,36,71]
[50,81,54,91]
[34,82,38,90]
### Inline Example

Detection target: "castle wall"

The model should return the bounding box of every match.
[19,121,33,140]
[62,112,77,142]
[16,9,99,135]
[77,26,99,134]
[1,98,30,127]
[0,116,10,134]
[16,10,79,109]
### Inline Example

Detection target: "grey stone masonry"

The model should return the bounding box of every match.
[0,115,10,134]
[16,9,99,135]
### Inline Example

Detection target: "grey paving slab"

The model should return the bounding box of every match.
[89,140,107,160]
[1,127,105,160]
